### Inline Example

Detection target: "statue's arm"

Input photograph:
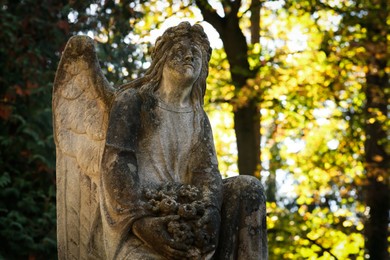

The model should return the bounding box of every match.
[100,89,148,230]
[100,90,189,258]
[188,112,223,253]
[190,112,223,209]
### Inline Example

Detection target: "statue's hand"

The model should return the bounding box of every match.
[132,215,189,259]
[196,207,220,254]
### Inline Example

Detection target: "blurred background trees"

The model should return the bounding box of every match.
[0,0,388,259]
[0,0,144,258]
[0,1,69,258]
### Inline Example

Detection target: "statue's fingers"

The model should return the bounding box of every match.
[163,244,188,259]
[161,214,180,223]
[169,239,190,251]
[160,231,189,252]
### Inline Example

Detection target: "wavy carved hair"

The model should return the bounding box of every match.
[119,22,212,114]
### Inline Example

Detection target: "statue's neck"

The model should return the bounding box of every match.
[157,97,193,113]
[156,78,193,108]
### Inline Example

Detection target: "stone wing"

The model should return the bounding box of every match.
[53,36,114,259]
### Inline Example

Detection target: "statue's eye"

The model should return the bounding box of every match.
[191,47,201,57]
[175,48,184,56]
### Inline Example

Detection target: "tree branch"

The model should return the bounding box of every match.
[208,97,232,104]
[268,228,339,259]
[195,0,224,33]
[305,236,339,259]
[220,0,241,16]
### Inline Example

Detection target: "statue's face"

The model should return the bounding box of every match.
[163,38,202,86]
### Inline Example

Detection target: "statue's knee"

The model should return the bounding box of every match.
[223,175,266,204]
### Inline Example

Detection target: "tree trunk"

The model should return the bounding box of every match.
[196,0,261,177]
[363,55,389,260]
[364,63,389,260]
[363,1,389,257]
[250,0,260,45]
[234,102,261,176]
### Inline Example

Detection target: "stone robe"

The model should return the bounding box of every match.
[100,88,267,259]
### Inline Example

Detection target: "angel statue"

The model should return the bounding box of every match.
[53,22,267,260]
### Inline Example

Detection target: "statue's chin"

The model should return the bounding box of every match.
[177,68,200,84]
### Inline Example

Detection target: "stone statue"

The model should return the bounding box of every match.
[53,22,267,260]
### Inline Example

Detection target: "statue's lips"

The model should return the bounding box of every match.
[183,63,194,68]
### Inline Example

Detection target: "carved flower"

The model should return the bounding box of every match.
[147,199,160,213]
[143,182,212,252]
[191,201,205,216]
[144,188,158,200]
[178,185,200,201]
[167,220,194,245]
[178,204,197,219]
[159,183,179,199]
[159,197,178,214]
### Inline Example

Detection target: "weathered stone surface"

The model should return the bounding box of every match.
[53,22,267,260]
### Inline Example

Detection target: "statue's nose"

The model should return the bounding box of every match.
[184,52,194,62]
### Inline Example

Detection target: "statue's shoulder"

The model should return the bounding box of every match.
[114,87,140,103]
[109,87,143,116]
[108,87,143,126]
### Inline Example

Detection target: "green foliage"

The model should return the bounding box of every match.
[0,0,69,258]
[66,0,147,84]
[190,0,388,258]
[237,4,368,257]
[0,0,143,258]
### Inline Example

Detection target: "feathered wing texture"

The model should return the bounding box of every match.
[53,36,114,260]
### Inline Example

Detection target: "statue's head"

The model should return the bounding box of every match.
[128,22,211,107]
[151,22,211,104]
